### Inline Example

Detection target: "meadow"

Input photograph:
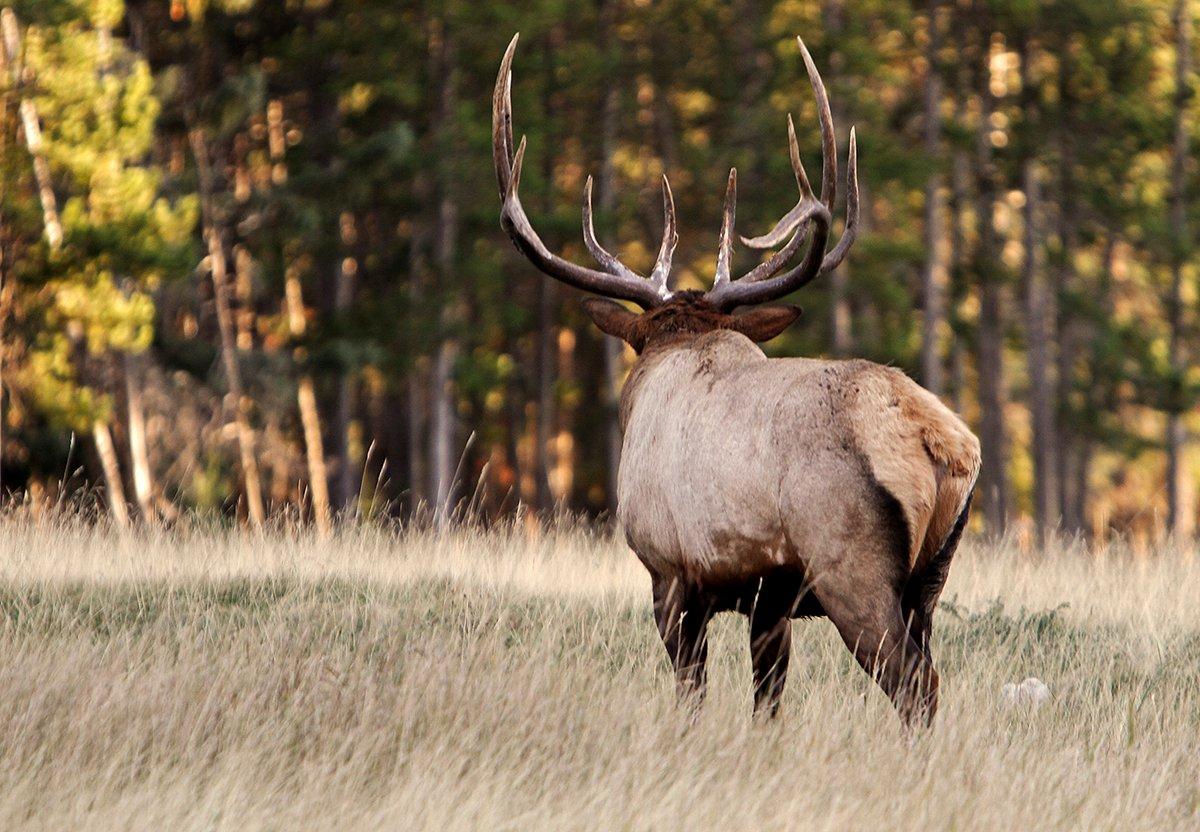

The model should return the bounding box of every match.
[0,519,1196,831]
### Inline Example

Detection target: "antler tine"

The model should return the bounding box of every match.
[739,37,835,254]
[583,175,644,281]
[493,33,519,200]
[713,168,737,288]
[787,113,815,199]
[799,36,836,209]
[733,41,835,292]
[740,114,816,251]
[493,34,667,309]
[821,126,859,273]
[737,114,824,283]
[650,174,678,291]
[704,35,852,311]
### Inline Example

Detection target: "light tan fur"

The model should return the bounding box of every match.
[617,330,980,581]
[851,367,981,570]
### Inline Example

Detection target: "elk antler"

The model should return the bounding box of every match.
[494,34,673,309]
[494,34,858,313]
[702,37,860,312]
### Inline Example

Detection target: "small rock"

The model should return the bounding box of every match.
[1001,677,1051,708]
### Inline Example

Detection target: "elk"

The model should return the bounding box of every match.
[493,34,980,727]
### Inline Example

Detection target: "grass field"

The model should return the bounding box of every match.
[0,519,1197,831]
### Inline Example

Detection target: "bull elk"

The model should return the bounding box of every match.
[493,34,980,727]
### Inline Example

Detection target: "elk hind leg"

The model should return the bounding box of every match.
[820,586,939,728]
[652,577,713,709]
[903,492,973,661]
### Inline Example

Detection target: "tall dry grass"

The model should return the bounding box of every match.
[0,519,1196,830]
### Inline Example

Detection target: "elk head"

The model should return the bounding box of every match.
[493,33,859,354]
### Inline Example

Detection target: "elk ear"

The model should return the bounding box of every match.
[582,297,643,348]
[729,305,802,342]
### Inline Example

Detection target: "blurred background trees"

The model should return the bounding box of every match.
[0,0,1196,547]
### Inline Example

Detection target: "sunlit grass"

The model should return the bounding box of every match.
[0,519,1196,830]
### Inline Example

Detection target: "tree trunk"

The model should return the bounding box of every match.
[920,0,947,394]
[974,38,1009,537]
[234,244,255,351]
[553,327,578,504]
[1023,159,1058,542]
[823,0,852,356]
[91,420,129,527]
[531,32,562,513]
[601,337,623,508]
[405,170,430,516]
[1069,439,1092,540]
[103,25,154,525]
[123,353,155,523]
[270,98,332,534]
[535,276,557,512]
[1019,37,1058,543]
[0,239,5,501]
[428,21,461,526]
[17,105,61,248]
[285,269,332,535]
[429,339,459,525]
[331,211,359,511]
[188,127,266,528]
[596,0,624,514]
[0,19,12,497]
[407,369,427,513]
[1054,54,1088,538]
[947,144,969,413]
[1082,233,1119,541]
[947,24,971,416]
[1167,0,1194,538]
[1,10,62,250]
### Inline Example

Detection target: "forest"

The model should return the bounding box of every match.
[0,0,1196,547]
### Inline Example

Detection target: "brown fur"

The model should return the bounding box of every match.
[597,295,981,727]
[584,292,801,354]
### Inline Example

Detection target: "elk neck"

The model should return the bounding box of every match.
[617,324,767,434]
